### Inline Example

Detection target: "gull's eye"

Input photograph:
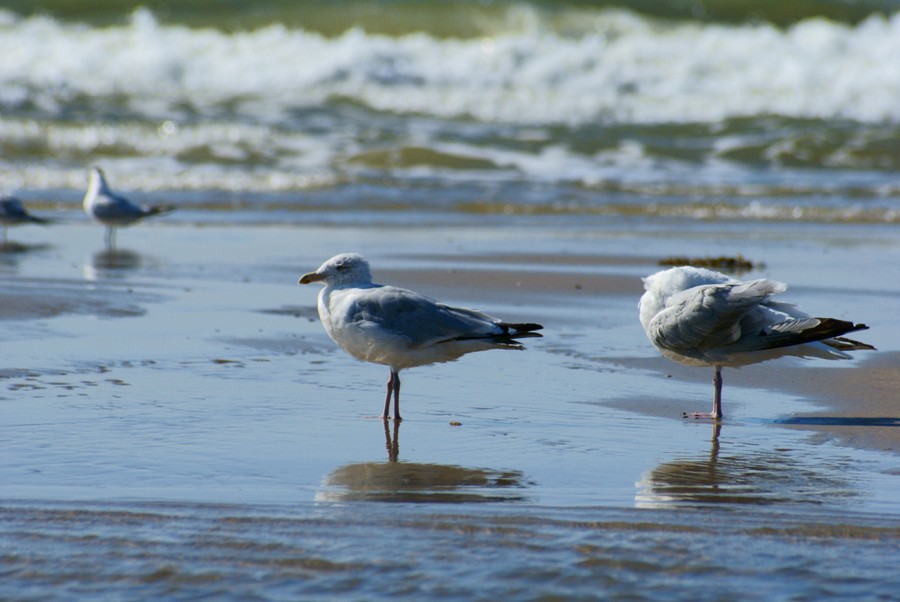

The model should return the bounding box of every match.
[336,264,348,271]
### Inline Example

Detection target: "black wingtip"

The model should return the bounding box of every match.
[147,204,177,217]
[495,322,543,342]
[761,317,873,351]
[500,322,544,334]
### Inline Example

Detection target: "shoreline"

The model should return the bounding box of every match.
[1,222,897,460]
[769,352,900,453]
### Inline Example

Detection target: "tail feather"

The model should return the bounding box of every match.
[449,322,543,345]
[499,322,543,341]
[758,318,871,351]
[500,322,543,334]
[823,335,876,352]
[146,204,176,217]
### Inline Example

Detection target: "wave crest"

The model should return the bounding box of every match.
[1,8,899,125]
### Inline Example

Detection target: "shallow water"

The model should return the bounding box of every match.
[3,0,900,597]
[2,1,899,222]
[4,501,900,602]
[2,218,900,599]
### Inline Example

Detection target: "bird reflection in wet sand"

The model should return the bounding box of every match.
[91,249,142,271]
[635,423,855,508]
[83,167,175,251]
[1,195,51,250]
[384,419,400,462]
[299,253,543,421]
[639,266,874,420]
[316,421,530,503]
[83,249,143,281]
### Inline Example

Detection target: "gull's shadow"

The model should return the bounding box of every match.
[773,417,900,427]
[316,421,532,503]
[1,241,51,255]
[84,249,143,280]
[635,422,856,508]
[91,249,142,270]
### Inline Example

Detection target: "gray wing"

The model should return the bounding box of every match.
[346,286,503,348]
[648,279,786,354]
[91,191,148,222]
[0,198,28,220]
[0,198,46,223]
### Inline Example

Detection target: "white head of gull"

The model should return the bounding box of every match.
[299,253,543,421]
[639,265,874,420]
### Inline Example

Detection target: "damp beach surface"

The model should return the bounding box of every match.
[3,0,900,597]
[2,216,900,600]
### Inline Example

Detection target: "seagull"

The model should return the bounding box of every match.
[82,167,174,249]
[639,266,874,420]
[299,253,543,421]
[0,195,49,244]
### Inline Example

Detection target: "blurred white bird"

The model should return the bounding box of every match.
[0,195,50,245]
[299,253,543,421]
[82,167,174,249]
[639,266,873,420]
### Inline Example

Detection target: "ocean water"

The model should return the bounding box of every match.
[3,2,900,600]
[1,0,898,223]
[2,218,900,600]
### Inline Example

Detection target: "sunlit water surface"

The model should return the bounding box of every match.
[2,218,900,600]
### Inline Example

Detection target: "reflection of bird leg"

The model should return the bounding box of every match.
[104,226,117,251]
[381,370,402,422]
[700,420,722,486]
[710,421,721,458]
[683,366,724,420]
[383,418,400,462]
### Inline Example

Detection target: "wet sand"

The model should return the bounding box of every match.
[2,218,897,461]
[3,217,900,600]
[376,247,899,454]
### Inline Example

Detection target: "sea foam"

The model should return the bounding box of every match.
[1,8,898,125]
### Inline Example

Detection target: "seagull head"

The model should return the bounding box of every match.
[299,253,373,287]
[642,266,732,296]
[87,166,110,193]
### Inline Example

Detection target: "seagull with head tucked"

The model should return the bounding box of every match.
[299,253,543,421]
[639,265,874,420]
[0,195,50,244]
[83,167,174,250]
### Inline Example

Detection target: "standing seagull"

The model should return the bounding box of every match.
[0,195,49,244]
[299,253,543,421]
[639,266,874,420]
[82,167,174,250]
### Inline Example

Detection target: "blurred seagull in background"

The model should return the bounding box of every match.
[639,266,874,420]
[0,195,50,245]
[83,167,174,250]
[299,253,543,421]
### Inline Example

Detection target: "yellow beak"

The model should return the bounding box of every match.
[298,271,325,285]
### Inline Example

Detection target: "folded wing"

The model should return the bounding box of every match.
[346,286,540,349]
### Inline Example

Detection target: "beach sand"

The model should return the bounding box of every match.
[2,217,900,601]
[2,219,896,462]
[385,252,900,454]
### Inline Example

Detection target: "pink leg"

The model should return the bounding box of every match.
[382,373,393,420]
[392,371,402,422]
[381,370,402,422]
[683,367,724,421]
